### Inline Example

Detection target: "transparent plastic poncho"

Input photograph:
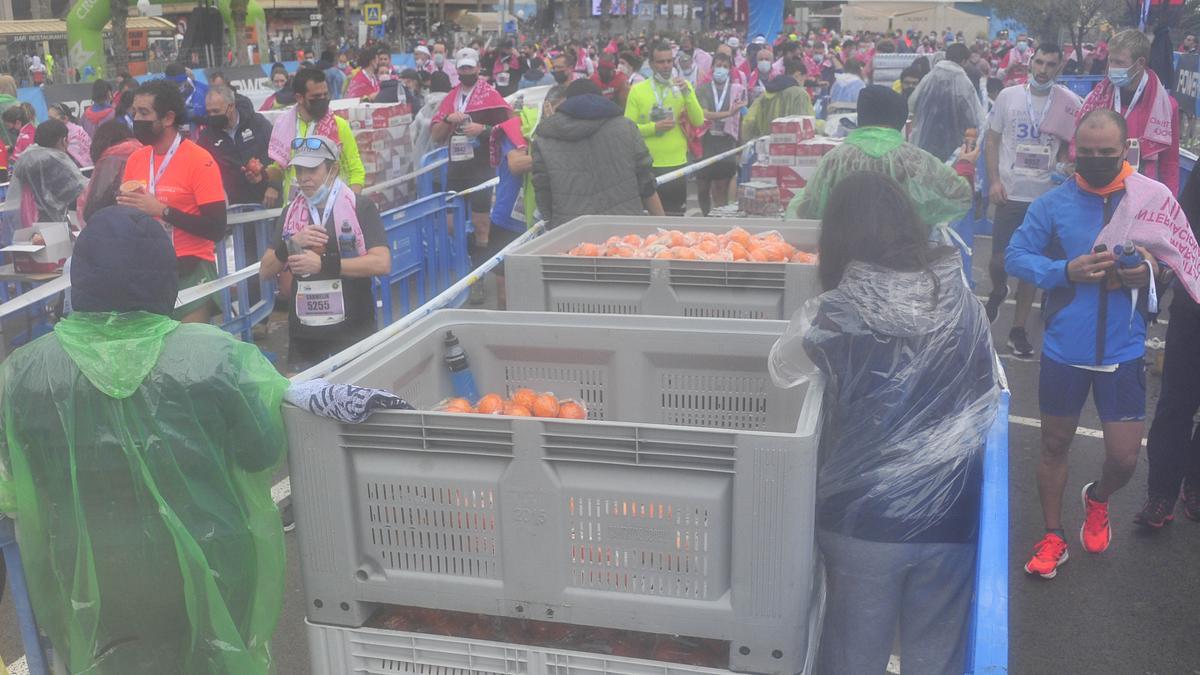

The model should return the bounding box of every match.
[785,126,973,227]
[3,144,88,226]
[769,254,1001,541]
[0,312,290,674]
[908,60,985,162]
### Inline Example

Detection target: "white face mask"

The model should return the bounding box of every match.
[434,53,445,66]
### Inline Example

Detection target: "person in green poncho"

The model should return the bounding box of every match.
[0,205,290,675]
[786,85,977,227]
[741,58,813,142]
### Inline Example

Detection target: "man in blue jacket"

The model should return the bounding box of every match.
[1008,109,1162,579]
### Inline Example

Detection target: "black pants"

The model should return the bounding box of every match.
[1146,292,1200,498]
[652,165,688,216]
[988,200,1031,298]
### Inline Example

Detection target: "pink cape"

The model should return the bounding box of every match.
[1035,84,1084,143]
[1094,171,1200,303]
[344,70,380,99]
[268,108,338,166]
[431,79,511,126]
[1077,70,1173,159]
[281,179,366,256]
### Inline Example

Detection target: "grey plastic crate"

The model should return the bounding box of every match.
[505,216,820,320]
[285,310,823,675]
[306,564,824,675]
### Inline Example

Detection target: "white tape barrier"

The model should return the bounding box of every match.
[0,275,69,320]
[292,221,545,383]
[362,157,449,195]
[653,136,765,186]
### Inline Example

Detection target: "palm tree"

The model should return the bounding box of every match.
[320,0,339,52]
[111,0,130,76]
[600,0,612,33]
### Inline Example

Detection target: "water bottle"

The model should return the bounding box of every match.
[1115,240,1142,269]
[338,221,358,258]
[443,330,480,401]
[514,93,525,111]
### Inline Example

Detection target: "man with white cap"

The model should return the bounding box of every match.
[431,47,515,303]
[261,135,391,372]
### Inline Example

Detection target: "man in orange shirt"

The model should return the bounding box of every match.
[117,79,228,323]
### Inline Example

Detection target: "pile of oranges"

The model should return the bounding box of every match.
[566,227,818,263]
[436,389,588,420]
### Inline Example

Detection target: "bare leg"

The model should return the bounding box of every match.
[1038,415,1079,530]
[1093,421,1145,500]
[472,211,491,248]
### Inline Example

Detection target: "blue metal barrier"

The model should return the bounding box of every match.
[216,205,278,342]
[374,191,469,326]
[966,388,1010,675]
[1,517,49,675]
[1059,75,1104,98]
[418,147,449,199]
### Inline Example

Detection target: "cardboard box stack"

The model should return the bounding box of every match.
[740,116,843,206]
[333,101,416,210]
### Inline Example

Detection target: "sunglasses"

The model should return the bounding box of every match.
[291,137,334,153]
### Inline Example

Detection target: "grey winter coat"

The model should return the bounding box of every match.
[531,93,658,229]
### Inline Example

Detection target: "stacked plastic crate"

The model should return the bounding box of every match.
[333,101,415,210]
[741,116,840,213]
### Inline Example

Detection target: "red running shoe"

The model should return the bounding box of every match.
[1024,532,1069,579]
[1080,482,1111,553]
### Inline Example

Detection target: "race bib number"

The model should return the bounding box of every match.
[1014,143,1052,175]
[510,185,527,223]
[496,71,511,87]
[295,279,347,326]
[450,134,473,162]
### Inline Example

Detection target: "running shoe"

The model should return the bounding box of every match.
[1133,495,1175,529]
[1008,327,1035,359]
[1080,482,1111,553]
[1024,532,1069,579]
[985,288,1006,324]
[1181,478,1200,522]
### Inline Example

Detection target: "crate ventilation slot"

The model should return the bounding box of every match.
[542,428,737,473]
[341,419,515,457]
[553,301,640,315]
[364,482,500,578]
[542,259,652,284]
[682,306,768,319]
[567,496,715,600]
[668,265,787,289]
[659,373,770,430]
[504,365,606,420]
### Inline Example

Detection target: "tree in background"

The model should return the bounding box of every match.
[111,0,130,76]
[231,0,248,65]
[991,0,1122,61]
[320,0,339,51]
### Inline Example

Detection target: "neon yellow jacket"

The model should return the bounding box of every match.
[624,78,705,168]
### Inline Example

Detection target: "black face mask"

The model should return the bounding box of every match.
[553,71,569,84]
[132,119,162,145]
[1076,155,1124,187]
[459,73,479,87]
[599,67,614,81]
[206,113,229,130]
[306,97,330,119]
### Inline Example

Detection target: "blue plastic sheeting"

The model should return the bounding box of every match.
[966,388,1010,675]
[747,0,784,44]
[1,517,51,675]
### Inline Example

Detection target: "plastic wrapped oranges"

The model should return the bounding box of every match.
[564,226,817,264]
[435,392,588,420]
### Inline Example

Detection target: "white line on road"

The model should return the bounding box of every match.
[271,476,291,505]
[9,655,27,674]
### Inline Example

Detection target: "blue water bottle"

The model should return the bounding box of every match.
[443,331,480,401]
[338,221,358,258]
[1114,240,1142,269]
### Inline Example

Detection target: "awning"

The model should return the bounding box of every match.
[840,2,987,36]
[0,16,176,41]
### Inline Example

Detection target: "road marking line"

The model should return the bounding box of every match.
[887,654,901,674]
[271,476,291,505]
[1009,414,1148,446]
[10,656,28,675]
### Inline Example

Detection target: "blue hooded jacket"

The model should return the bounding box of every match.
[1006,178,1149,367]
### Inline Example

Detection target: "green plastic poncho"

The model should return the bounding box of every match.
[741,82,814,141]
[785,126,973,226]
[0,312,290,675]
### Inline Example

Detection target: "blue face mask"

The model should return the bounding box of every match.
[1108,66,1134,88]
[713,67,729,84]
[640,64,653,78]
[757,60,771,73]
[306,174,336,206]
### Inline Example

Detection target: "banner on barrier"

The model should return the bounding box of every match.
[215,64,275,92]
[1175,53,1200,117]
[42,82,98,117]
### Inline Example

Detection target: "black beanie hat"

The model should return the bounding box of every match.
[857,84,909,131]
[71,205,179,316]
